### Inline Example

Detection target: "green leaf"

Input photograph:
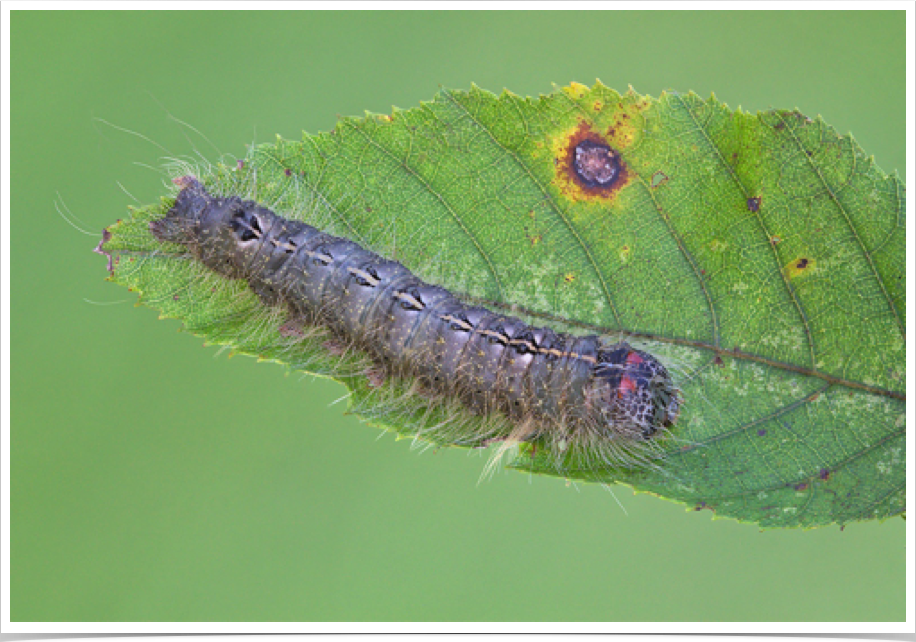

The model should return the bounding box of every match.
[100,82,905,528]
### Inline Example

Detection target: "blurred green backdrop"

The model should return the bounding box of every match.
[11,11,905,622]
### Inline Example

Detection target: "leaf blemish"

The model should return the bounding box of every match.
[651,171,668,188]
[746,196,761,212]
[785,256,815,279]
[574,139,618,187]
[555,121,630,202]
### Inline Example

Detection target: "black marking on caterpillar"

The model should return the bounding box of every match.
[149,175,681,468]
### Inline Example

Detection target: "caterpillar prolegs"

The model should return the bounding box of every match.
[151,175,681,468]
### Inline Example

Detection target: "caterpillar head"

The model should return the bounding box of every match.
[586,343,680,440]
[151,176,266,278]
[149,175,211,245]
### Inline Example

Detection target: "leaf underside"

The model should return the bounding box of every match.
[102,83,905,528]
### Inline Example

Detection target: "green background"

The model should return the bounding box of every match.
[10,11,906,622]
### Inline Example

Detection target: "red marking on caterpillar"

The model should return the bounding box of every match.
[144,174,682,471]
[619,374,638,398]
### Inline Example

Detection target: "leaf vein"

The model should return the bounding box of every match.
[674,94,817,369]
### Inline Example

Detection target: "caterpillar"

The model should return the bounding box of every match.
[147,174,681,470]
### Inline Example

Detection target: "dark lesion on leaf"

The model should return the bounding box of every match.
[746,196,761,212]
[785,256,814,279]
[557,121,630,201]
[574,140,618,187]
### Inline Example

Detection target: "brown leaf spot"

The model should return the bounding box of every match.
[553,121,631,203]
[574,139,619,187]
[279,319,307,339]
[322,339,346,356]
[746,197,761,212]
[785,256,815,279]
[366,368,386,389]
